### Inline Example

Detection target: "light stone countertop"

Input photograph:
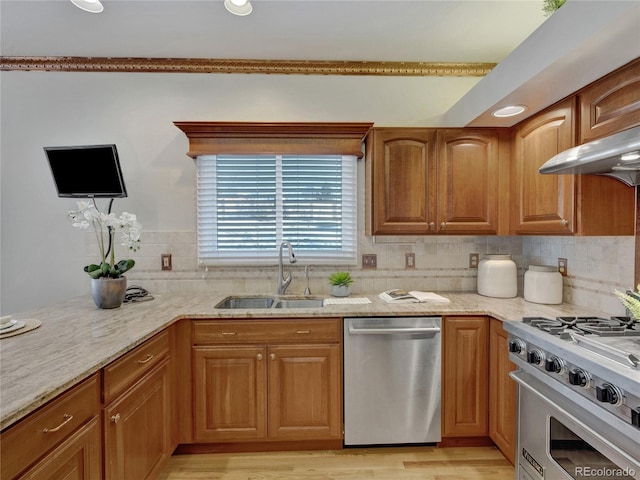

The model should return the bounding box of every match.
[0,292,609,431]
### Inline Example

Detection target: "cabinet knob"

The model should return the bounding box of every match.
[440,222,446,228]
[428,222,435,230]
[270,353,277,361]
[256,353,263,361]
[111,413,121,424]
[560,218,568,226]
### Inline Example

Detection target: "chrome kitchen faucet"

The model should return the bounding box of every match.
[277,241,297,295]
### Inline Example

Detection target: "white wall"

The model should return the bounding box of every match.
[0,70,480,314]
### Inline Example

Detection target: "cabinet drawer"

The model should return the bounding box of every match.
[0,373,100,480]
[193,318,341,344]
[103,330,169,403]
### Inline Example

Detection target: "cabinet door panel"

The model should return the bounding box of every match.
[437,130,499,233]
[442,316,488,437]
[370,129,437,234]
[513,99,575,234]
[489,319,516,465]
[104,361,171,480]
[268,344,342,440]
[20,417,102,480]
[192,346,267,442]
[580,59,640,142]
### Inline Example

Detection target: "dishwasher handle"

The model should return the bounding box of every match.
[348,325,441,335]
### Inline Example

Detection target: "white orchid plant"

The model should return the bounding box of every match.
[68,200,142,279]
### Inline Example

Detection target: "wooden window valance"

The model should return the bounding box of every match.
[173,122,373,158]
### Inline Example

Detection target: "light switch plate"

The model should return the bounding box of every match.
[161,254,172,271]
[558,257,567,276]
[362,254,377,269]
[469,253,479,269]
[405,253,415,270]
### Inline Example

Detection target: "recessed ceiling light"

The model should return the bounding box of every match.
[224,0,253,16]
[70,0,104,13]
[491,105,527,118]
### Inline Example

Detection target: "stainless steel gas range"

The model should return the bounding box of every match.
[503,316,640,480]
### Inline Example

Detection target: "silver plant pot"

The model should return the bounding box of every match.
[90,276,127,309]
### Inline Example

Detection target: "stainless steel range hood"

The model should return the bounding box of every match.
[539,125,640,186]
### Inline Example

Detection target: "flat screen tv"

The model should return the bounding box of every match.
[44,144,128,198]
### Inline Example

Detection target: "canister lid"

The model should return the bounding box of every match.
[484,254,512,260]
[528,265,558,272]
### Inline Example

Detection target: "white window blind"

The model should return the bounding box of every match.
[196,154,357,266]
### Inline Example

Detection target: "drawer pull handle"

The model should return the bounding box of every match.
[111,413,121,424]
[296,330,311,334]
[221,331,237,336]
[43,414,73,433]
[137,354,154,364]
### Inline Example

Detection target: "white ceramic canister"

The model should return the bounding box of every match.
[477,254,517,298]
[524,265,563,304]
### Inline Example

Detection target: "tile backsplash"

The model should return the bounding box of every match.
[96,231,634,316]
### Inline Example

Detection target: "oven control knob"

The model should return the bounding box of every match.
[508,339,526,354]
[568,368,590,388]
[527,349,544,365]
[544,356,565,374]
[596,384,623,406]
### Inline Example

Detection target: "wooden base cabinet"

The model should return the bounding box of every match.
[0,374,102,480]
[193,346,267,442]
[102,331,173,480]
[489,318,517,465]
[103,361,172,480]
[442,316,489,438]
[191,318,343,445]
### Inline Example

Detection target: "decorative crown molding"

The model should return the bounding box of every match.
[0,56,496,77]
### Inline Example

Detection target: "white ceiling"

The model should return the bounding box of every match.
[1,0,639,127]
[1,0,547,61]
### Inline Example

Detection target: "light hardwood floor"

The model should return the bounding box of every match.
[157,446,515,479]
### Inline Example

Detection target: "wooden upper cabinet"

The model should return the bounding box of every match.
[367,128,437,235]
[437,129,506,234]
[513,97,635,236]
[512,98,576,234]
[366,128,507,235]
[579,58,640,143]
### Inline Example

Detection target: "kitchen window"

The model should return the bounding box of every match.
[196,154,357,266]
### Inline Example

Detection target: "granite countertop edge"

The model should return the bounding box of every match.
[0,292,607,431]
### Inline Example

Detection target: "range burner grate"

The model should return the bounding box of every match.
[523,316,640,337]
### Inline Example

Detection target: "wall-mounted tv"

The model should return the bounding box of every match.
[44,144,128,198]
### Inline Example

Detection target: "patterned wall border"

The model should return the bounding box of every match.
[0,56,496,77]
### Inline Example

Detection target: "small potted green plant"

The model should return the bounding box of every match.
[329,271,353,297]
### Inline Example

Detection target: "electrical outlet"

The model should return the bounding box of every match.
[362,254,377,269]
[469,253,479,269]
[558,257,568,276]
[161,254,172,271]
[405,253,415,270]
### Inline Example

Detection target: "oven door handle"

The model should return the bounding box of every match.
[510,371,640,469]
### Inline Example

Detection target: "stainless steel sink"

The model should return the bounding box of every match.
[214,295,324,309]
[273,298,325,309]
[214,296,275,309]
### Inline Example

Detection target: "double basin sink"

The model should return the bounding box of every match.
[215,295,325,310]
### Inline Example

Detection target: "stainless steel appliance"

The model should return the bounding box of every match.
[343,316,441,445]
[504,316,640,480]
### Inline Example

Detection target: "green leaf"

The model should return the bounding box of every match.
[328,271,353,287]
[115,259,135,275]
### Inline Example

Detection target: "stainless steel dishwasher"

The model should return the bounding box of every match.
[343,316,442,445]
